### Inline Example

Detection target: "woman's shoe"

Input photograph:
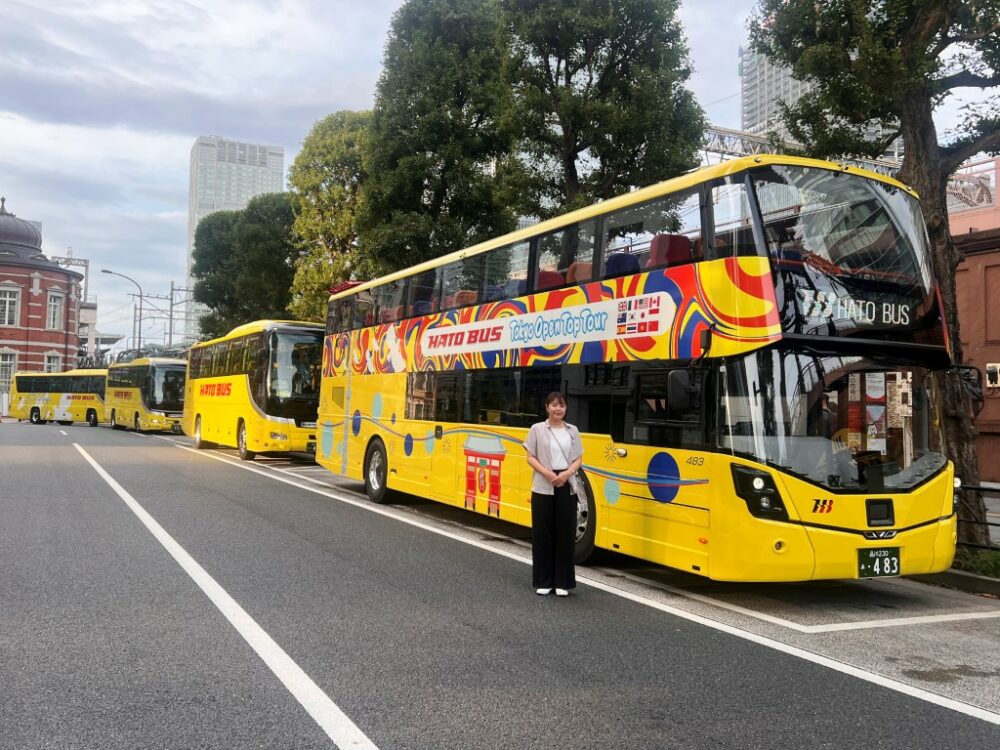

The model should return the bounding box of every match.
[555,588,569,597]
[535,588,553,595]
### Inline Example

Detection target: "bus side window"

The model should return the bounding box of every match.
[710,180,756,257]
[603,190,701,276]
[406,269,437,317]
[536,221,596,291]
[633,368,706,448]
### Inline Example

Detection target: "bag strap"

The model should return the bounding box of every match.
[546,424,574,466]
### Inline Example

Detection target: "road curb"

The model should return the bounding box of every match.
[911,568,1000,596]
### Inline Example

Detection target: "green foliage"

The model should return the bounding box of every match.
[288,110,371,321]
[501,0,705,214]
[749,0,1000,168]
[953,547,1000,579]
[358,0,520,272]
[191,193,298,339]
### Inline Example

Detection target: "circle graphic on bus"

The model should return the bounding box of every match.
[404,434,414,456]
[321,421,334,458]
[648,452,681,503]
[372,393,383,420]
[604,478,621,505]
[424,431,436,455]
[351,410,362,436]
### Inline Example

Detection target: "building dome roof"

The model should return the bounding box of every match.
[0,197,43,253]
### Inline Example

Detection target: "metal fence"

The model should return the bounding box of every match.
[957,485,1000,552]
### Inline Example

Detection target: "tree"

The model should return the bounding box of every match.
[358,0,520,272]
[288,110,371,321]
[191,193,298,339]
[751,0,1000,544]
[501,0,706,215]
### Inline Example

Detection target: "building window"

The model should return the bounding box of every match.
[47,293,64,330]
[44,354,61,373]
[0,352,14,391]
[0,288,18,326]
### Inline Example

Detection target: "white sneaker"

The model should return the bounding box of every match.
[555,588,569,597]
[535,588,552,595]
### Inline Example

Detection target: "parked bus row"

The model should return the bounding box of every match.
[4,155,969,583]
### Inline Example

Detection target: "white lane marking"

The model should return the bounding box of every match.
[74,444,378,749]
[588,569,1000,634]
[175,443,1000,726]
[59,430,67,436]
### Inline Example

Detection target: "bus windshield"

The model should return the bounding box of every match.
[752,165,938,339]
[269,331,322,402]
[719,349,946,492]
[148,366,185,412]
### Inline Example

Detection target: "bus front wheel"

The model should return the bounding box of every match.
[193,416,215,449]
[134,413,142,432]
[573,471,597,565]
[29,408,43,425]
[364,439,391,504]
[87,409,98,427]
[237,421,255,461]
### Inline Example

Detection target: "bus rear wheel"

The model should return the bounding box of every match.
[573,471,597,565]
[110,409,124,430]
[134,413,142,432]
[30,408,43,425]
[87,409,98,427]
[364,439,391,504]
[193,416,215,449]
[237,421,255,461]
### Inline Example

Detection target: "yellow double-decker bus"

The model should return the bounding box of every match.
[106,357,187,433]
[182,320,323,460]
[316,154,960,582]
[9,369,107,426]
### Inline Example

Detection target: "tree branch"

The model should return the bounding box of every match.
[936,69,1000,92]
[941,129,1000,176]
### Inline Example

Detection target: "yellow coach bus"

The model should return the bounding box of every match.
[182,320,323,460]
[106,357,186,433]
[316,154,961,582]
[9,369,107,426]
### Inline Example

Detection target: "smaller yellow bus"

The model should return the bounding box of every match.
[182,320,323,460]
[106,357,187,433]
[9,369,107,426]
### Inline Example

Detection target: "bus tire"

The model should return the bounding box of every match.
[110,410,124,430]
[134,413,142,432]
[237,420,255,461]
[364,438,391,504]
[87,409,98,427]
[573,471,597,565]
[29,408,42,425]
[193,416,215,449]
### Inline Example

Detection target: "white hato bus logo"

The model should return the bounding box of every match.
[419,293,674,357]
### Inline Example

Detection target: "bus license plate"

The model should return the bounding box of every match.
[857,547,900,578]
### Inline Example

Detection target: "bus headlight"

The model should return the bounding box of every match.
[731,464,788,521]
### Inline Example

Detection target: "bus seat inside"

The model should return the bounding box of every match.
[647,234,692,268]
[604,253,640,278]
[566,261,593,284]
[537,270,564,291]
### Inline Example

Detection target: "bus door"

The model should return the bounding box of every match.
[428,372,468,508]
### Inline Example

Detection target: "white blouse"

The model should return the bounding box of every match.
[547,426,571,470]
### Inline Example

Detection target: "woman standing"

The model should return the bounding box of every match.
[523,392,584,597]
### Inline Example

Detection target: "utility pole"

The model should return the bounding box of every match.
[170,283,194,347]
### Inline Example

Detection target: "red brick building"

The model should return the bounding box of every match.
[0,197,83,414]
[951,157,1000,481]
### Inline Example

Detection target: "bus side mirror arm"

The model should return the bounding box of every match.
[694,325,716,368]
[952,364,984,417]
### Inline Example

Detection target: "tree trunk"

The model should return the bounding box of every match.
[899,95,988,546]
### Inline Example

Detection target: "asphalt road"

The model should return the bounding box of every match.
[2,421,999,749]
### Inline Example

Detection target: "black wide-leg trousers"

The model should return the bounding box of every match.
[531,484,577,589]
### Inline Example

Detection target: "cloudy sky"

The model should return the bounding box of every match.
[0,1,980,346]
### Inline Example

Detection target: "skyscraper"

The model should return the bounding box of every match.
[739,46,902,159]
[185,136,284,340]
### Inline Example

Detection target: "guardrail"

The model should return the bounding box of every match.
[956,485,1000,551]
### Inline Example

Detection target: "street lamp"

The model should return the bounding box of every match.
[101,269,143,354]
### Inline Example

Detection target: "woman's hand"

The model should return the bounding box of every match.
[551,470,570,487]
